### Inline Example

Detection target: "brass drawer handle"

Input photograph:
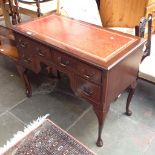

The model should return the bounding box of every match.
[36,48,45,57]
[20,43,26,48]
[58,56,69,67]
[24,58,32,63]
[38,52,45,57]
[18,39,26,48]
[83,73,95,79]
[82,88,93,96]
[59,62,68,67]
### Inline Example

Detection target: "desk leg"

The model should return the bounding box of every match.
[126,81,137,116]
[93,105,110,147]
[16,64,32,97]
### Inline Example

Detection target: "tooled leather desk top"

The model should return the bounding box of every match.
[12,14,142,69]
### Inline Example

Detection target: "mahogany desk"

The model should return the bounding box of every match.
[12,14,145,147]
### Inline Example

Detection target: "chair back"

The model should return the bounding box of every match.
[135,14,152,61]
[18,0,41,17]
[14,0,53,18]
[7,0,46,25]
[8,0,21,25]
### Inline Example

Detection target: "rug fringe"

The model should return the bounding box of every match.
[0,114,50,154]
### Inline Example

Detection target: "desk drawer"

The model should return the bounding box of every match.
[15,34,38,72]
[54,50,101,84]
[54,51,77,71]
[77,62,102,84]
[35,44,51,61]
[75,77,101,104]
[15,33,52,71]
[16,34,51,60]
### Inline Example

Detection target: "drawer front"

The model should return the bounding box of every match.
[54,51,77,71]
[15,33,52,71]
[35,43,51,62]
[77,62,102,84]
[75,77,101,104]
[16,34,51,60]
[15,34,37,71]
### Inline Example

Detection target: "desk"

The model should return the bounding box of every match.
[12,14,145,147]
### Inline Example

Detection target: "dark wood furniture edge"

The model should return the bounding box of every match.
[11,14,145,147]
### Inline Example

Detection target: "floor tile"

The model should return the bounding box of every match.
[112,80,155,130]
[0,58,26,114]
[0,112,24,147]
[0,57,54,114]
[68,108,155,155]
[10,89,90,129]
[143,137,155,155]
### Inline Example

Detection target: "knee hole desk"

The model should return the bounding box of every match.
[11,14,145,147]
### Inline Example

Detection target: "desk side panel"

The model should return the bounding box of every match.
[106,44,143,103]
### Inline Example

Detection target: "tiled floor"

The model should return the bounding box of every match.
[0,19,155,155]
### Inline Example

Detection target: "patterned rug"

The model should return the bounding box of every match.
[1,118,95,155]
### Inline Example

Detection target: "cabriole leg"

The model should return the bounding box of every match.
[93,105,110,147]
[126,81,137,116]
[16,64,32,97]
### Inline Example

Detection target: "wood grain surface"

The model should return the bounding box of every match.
[100,0,148,27]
